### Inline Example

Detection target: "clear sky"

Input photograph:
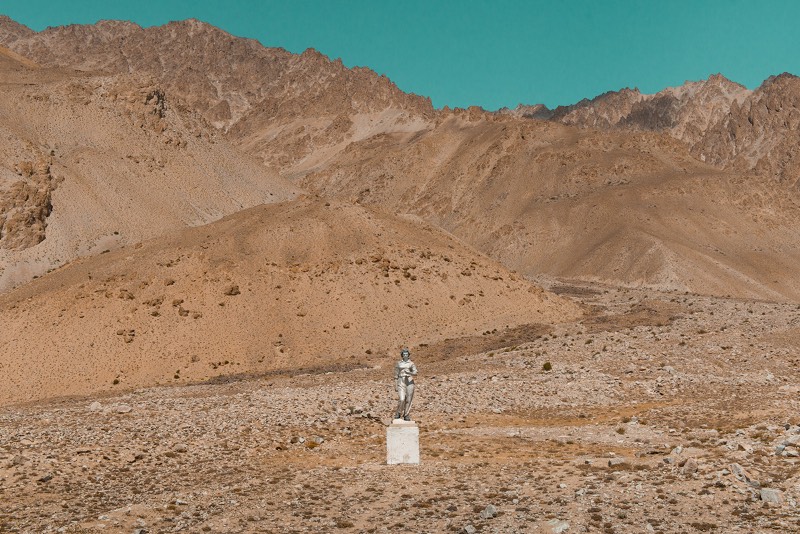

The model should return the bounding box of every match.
[2,0,800,110]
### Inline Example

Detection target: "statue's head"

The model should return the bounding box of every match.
[400,348,410,361]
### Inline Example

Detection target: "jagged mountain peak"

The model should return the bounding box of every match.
[0,14,34,43]
[0,16,435,175]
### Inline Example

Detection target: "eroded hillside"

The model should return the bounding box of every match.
[0,197,581,406]
[0,45,299,290]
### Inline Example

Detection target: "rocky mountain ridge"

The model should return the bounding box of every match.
[0,16,435,175]
[509,72,800,183]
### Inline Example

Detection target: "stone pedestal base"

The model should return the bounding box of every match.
[386,419,419,465]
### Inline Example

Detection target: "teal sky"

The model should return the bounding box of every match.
[2,0,800,110]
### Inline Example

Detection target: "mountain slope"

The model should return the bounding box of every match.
[0,48,299,290]
[0,18,435,176]
[297,112,800,301]
[3,16,800,301]
[0,198,581,406]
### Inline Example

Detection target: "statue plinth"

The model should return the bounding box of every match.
[386,419,419,465]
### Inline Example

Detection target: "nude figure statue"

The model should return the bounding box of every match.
[394,348,418,421]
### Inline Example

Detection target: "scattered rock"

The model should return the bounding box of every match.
[760,488,784,504]
[114,404,133,414]
[479,504,497,519]
[546,519,570,533]
[730,463,760,488]
[463,525,477,534]
[681,458,698,475]
[88,401,102,412]
[223,284,240,296]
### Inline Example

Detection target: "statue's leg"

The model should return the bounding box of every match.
[395,384,406,419]
[403,382,415,419]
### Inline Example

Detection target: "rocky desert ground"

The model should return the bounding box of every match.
[2,14,800,534]
[3,281,800,533]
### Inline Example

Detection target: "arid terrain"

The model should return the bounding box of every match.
[4,283,800,533]
[1,14,800,534]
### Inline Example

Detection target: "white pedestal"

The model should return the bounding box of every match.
[386,419,419,465]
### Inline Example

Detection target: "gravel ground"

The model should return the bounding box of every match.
[2,282,800,533]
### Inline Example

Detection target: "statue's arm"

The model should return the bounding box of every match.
[394,362,401,379]
[410,362,418,376]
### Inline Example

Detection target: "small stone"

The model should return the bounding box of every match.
[547,519,570,533]
[88,401,102,412]
[681,458,698,475]
[760,488,784,504]
[463,526,477,534]
[37,473,53,483]
[223,284,240,296]
[608,457,626,467]
[479,504,497,519]
[11,454,24,466]
[730,463,760,488]
[174,443,188,453]
[114,404,132,414]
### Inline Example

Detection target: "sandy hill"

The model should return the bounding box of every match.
[0,47,299,291]
[0,17,435,176]
[297,112,800,301]
[0,197,581,406]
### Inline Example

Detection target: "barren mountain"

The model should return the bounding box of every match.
[0,46,299,290]
[523,73,800,184]
[0,17,435,175]
[694,73,800,182]
[542,75,750,147]
[0,197,580,406]
[3,16,800,302]
[298,111,800,301]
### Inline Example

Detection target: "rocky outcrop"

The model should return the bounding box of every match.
[0,15,34,44]
[694,73,800,183]
[0,157,60,250]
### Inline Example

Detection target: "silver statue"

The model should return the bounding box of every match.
[394,348,418,421]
